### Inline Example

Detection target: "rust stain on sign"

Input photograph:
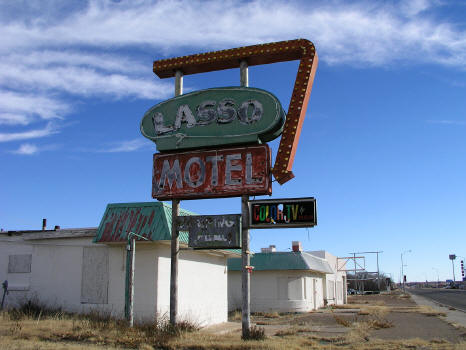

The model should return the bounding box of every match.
[153,39,318,185]
[152,145,272,200]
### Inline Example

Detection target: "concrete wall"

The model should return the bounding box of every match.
[228,270,325,312]
[0,235,229,326]
[136,244,228,326]
[309,251,347,305]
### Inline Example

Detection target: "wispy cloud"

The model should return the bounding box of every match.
[0,122,59,142]
[0,0,465,141]
[9,143,60,155]
[98,139,153,153]
[1,0,464,67]
[427,119,466,125]
[11,143,39,155]
[0,91,69,126]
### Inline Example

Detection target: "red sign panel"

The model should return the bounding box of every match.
[152,145,271,200]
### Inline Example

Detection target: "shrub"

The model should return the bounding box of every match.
[242,325,266,340]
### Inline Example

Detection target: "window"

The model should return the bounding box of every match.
[337,281,343,301]
[81,247,109,304]
[277,277,305,300]
[8,254,32,273]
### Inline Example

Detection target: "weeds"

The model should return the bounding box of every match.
[242,325,266,340]
[228,309,242,321]
[275,327,298,336]
[7,299,65,321]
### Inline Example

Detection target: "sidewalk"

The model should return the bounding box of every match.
[409,291,466,328]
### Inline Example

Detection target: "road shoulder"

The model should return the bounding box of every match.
[409,290,466,328]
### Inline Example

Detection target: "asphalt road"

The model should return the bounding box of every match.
[409,288,466,312]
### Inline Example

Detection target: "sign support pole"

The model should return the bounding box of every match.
[170,70,183,326]
[126,236,135,327]
[240,60,251,339]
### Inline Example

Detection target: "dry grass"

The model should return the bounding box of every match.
[228,310,242,322]
[1,296,463,350]
[2,315,464,350]
[330,304,393,331]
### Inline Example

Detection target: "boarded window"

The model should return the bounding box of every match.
[288,277,303,300]
[277,277,288,300]
[327,280,335,299]
[81,247,108,304]
[8,254,32,273]
[337,281,343,301]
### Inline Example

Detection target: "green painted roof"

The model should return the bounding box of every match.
[94,202,195,243]
[228,251,333,273]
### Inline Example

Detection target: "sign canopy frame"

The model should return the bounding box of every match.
[153,39,318,185]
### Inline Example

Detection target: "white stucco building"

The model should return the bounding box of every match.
[228,243,346,313]
[0,202,238,326]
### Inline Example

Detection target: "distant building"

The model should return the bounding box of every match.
[0,202,239,326]
[228,243,346,312]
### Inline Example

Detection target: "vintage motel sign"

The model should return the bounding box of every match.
[178,214,241,249]
[141,87,285,152]
[248,197,317,228]
[152,144,272,200]
[151,39,318,185]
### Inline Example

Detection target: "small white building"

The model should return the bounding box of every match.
[0,202,239,326]
[228,242,346,313]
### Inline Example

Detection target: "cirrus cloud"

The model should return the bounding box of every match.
[1,0,465,146]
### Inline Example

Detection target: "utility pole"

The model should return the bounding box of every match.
[432,267,439,288]
[170,70,183,326]
[240,60,251,339]
[376,251,380,291]
[401,250,411,293]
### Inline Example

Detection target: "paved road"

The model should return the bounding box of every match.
[409,288,466,312]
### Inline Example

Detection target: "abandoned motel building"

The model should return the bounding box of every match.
[1,202,346,326]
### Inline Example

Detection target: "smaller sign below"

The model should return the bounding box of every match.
[178,214,241,249]
[249,197,317,229]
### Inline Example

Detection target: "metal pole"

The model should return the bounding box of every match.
[170,70,183,326]
[240,60,248,87]
[240,60,250,339]
[401,253,404,293]
[451,259,456,283]
[353,253,357,292]
[125,236,136,326]
[241,194,250,339]
[376,251,380,291]
[1,280,8,310]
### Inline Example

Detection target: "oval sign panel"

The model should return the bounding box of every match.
[140,87,285,152]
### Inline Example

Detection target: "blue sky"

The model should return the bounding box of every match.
[1,0,465,283]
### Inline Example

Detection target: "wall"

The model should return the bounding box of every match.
[0,235,229,326]
[228,270,325,312]
[153,244,228,326]
[309,251,347,305]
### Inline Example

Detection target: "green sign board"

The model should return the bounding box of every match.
[140,87,285,152]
